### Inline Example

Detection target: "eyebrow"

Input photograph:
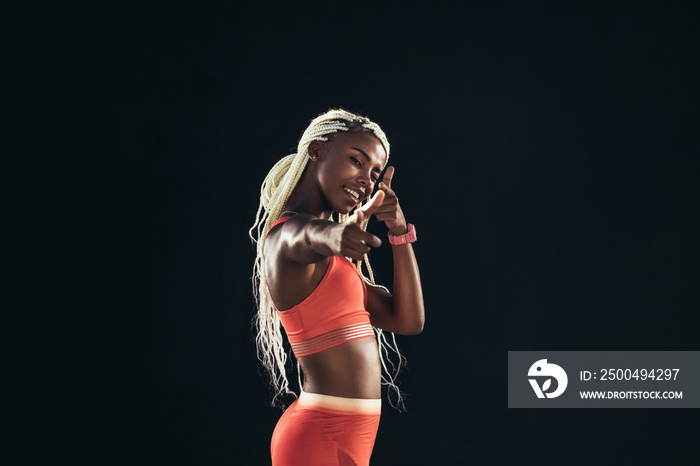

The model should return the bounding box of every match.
[351,147,381,172]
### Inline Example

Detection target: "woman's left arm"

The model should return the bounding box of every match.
[365,166,425,335]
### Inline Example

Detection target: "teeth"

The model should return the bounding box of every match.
[344,187,360,200]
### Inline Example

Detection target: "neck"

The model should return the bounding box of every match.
[284,171,333,219]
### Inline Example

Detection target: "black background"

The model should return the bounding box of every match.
[5,2,699,464]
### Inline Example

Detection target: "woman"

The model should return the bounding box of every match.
[250,109,424,465]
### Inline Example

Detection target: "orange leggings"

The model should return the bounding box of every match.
[270,392,381,466]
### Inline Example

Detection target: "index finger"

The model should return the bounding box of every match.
[381,166,395,189]
[360,230,382,248]
[359,189,386,216]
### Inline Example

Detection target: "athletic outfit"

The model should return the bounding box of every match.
[267,216,381,466]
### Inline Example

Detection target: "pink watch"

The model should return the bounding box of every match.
[388,223,417,245]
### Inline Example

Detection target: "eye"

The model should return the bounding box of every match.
[350,156,362,167]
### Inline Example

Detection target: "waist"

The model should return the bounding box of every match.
[298,390,381,415]
[298,337,382,399]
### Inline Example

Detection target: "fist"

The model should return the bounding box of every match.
[373,166,407,235]
[334,190,385,261]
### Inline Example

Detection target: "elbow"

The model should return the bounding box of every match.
[411,319,425,335]
[402,327,423,336]
[398,317,424,336]
[395,303,425,335]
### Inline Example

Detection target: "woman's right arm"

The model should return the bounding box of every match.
[276,215,381,264]
[276,191,387,264]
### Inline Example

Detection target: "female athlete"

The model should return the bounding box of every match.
[250,109,424,465]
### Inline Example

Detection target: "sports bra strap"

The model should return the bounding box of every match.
[266,216,292,237]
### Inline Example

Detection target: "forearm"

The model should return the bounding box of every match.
[302,219,339,258]
[281,211,382,264]
[390,242,425,334]
[276,216,337,264]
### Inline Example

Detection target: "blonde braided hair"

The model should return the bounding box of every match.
[249,109,406,409]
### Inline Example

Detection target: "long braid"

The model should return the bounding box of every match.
[249,109,405,409]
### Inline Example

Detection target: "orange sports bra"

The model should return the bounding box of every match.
[267,216,376,357]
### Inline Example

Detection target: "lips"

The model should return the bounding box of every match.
[343,185,365,205]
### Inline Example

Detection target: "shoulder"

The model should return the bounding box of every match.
[264,214,318,257]
[266,213,316,242]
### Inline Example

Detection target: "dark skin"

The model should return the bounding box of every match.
[264,131,425,399]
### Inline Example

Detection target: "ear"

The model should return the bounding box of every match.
[308,141,321,161]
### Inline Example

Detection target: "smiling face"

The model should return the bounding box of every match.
[310,131,388,215]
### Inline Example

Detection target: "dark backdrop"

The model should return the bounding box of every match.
[6,2,699,464]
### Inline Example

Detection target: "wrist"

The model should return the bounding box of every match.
[389,224,409,236]
[388,223,417,245]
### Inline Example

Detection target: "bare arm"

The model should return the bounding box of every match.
[365,166,425,335]
[271,192,386,265]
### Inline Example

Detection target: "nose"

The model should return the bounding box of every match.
[357,169,372,186]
